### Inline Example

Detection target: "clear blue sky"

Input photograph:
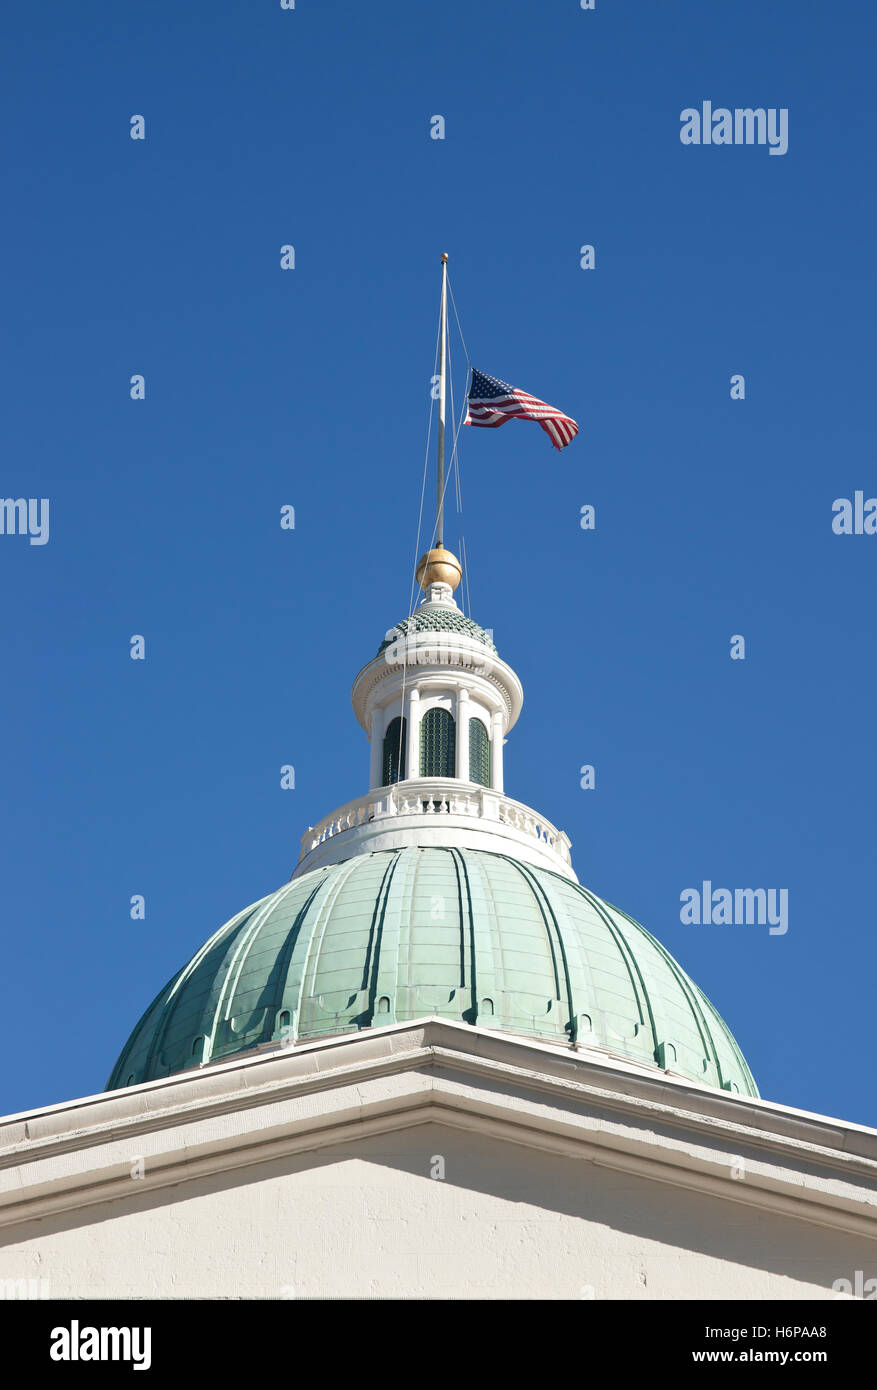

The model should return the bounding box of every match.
[2,0,876,1125]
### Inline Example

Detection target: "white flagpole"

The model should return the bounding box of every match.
[436,252,449,548]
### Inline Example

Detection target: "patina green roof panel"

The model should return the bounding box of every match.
[107,847,758,1097]
[378,608,497,656]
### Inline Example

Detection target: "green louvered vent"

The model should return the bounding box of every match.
[469,718,490,787]
[382,716,407,785]
[420,708,456,778]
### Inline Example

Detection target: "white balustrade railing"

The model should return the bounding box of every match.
[298,780,572,867]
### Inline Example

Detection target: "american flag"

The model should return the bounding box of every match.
[465,368,578,451]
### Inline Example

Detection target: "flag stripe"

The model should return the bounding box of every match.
[465,369,578,452]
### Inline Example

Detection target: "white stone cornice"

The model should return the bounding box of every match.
[294,782,576,878]
[352,637,523,735]
[1,1020,876,1240]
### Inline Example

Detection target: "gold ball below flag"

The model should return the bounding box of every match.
[416,544,462,592]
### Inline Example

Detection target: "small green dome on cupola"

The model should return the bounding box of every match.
[378,608,497,657]
[107,847,758,1098]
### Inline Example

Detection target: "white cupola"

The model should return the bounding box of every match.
[352,546,522,796]
[294,546,572,881]
[292,255,573,883]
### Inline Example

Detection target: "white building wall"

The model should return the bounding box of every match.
[2,1023,875,1302]
[1,1123,874,1300]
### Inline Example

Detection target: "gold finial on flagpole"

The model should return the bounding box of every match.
[416,544,462,592]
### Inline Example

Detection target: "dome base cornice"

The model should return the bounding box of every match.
[294,781,576,880]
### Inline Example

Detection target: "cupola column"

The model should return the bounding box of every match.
[490,710,504,792]
[455,688,471,781]
[404,687,421,781]
[369,705,386,789]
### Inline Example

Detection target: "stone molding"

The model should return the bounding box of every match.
[1,1020,876,1239]
[295,782,575,879]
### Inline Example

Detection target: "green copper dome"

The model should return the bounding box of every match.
[378,609,497,656]
[107,848,757,1097]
